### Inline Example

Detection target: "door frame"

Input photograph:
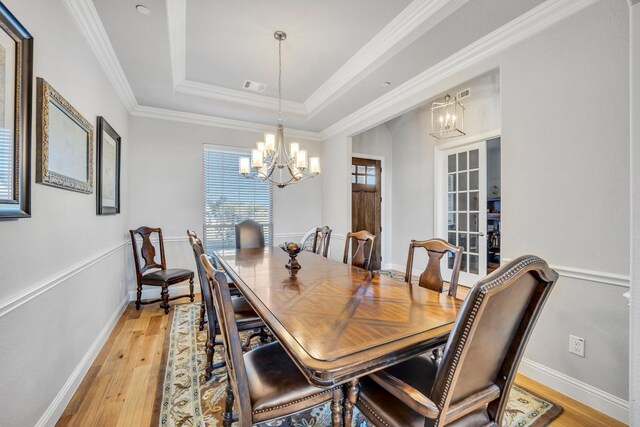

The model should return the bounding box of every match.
[352,152,388,269]
[434,129,501,284]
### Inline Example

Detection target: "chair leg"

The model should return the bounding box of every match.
[199,301,206,331]
[331,387,344,427]
[205,336,214,380]
[161,285,170,314]
[242,330,261,351]
[223,376,235,427]
[135,284,142,310]
[189,276,195,302]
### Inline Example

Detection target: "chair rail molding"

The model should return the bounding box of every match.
[501,258,630,288]
[0,241,126,318]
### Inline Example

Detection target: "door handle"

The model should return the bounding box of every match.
[479,232,485,237]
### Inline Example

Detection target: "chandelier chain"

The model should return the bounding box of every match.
[278,37,282,124]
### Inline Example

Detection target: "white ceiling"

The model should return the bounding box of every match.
[92,0,546,132]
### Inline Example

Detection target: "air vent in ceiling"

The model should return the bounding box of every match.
[243,80,267,93]
[457,88,470,100]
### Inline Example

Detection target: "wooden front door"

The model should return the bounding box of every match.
[351,157,381,270]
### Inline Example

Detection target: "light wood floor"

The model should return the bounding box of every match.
[57,299,626,427]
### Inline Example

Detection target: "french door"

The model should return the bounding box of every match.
[436,141,487,285]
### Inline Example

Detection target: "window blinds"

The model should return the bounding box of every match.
[203,146,273,253]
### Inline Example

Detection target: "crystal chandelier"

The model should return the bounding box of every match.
[429,94,465,139]
[239,31,320,188]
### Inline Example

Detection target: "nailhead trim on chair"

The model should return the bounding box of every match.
[434,256,544,427]
[252,388,335,415]
[357,397,392,427]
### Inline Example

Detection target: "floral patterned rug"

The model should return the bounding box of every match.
[154,303,562,427]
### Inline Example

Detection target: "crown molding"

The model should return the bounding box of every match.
[61,0,138,113]
[131,105,322,141]
[166,0,186,88]
[304,0,455,118]
[175,80,307,116]
[320,0,598,139]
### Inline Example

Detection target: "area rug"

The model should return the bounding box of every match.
[155,303,562,427]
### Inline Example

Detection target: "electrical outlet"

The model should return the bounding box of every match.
[569,335,585,357]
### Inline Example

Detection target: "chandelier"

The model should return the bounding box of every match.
[429,94,465,139]
[239,31,320,188]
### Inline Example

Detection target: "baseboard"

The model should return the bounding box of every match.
[128,283,200,302]
[518,358,629,424]
[35,297,129,427]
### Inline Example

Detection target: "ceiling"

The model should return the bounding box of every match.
[93,0,546,133]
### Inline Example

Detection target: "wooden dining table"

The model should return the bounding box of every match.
[215,247,463,425]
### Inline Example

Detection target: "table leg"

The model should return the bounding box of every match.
[343,378,360,427]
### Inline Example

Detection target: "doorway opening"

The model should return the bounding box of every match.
[486,137,501,273]
[351,157,382,270]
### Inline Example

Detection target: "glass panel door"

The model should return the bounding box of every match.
[442,142,486,285]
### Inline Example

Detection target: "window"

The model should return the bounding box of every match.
[203,146,273,253]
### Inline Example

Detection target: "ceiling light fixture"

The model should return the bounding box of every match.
[429,94,465,139]
[136,5,150,15]
[239,31,320,188]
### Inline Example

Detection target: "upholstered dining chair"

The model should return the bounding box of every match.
[312,226,332,257]
[200,255,344,427]
[355,255,558,427]
[189,236,266,379]
[235,219,265,249]
[343,230,376,270]
[129,226,194,314]
[405,238,463,297]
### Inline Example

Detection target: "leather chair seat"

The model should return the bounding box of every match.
[231,296,263,329]
[357,354,440,427]
[245,342,335,423]
[142,268,193,284]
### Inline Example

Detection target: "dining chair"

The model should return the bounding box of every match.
[355,255,558,427]
[405,238,463,297]
[189,236,266,379]
[235,219,265,249]
[129,226,194,314]
[312,226,332,257]
[200,255,344,427]
[186,229,240,330]
[343,230,376,270]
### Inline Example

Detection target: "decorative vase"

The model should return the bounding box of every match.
[279,242,305,270]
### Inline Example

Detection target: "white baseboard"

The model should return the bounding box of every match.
[35,297,129,427]
[129,283,200,302]
[518,358,629,424]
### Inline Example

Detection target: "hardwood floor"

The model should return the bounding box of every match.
[57,299,627,427]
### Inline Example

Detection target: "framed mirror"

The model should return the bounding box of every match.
[36,78,94,194]
[0,3,33,218]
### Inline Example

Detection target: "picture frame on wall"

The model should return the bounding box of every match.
[36,77,94,194]
[96,116,121,215]
[0,2,33,218]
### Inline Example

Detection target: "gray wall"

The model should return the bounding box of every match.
[323,0,630,420]
[0,0,131,425]
[127,116,324,292]
[630,2,639,424]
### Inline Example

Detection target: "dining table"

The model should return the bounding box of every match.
[214,246,464,425]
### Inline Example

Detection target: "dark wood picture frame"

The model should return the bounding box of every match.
[36,78,94,194]
[0,3,33,218]
[96,116,121,215]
